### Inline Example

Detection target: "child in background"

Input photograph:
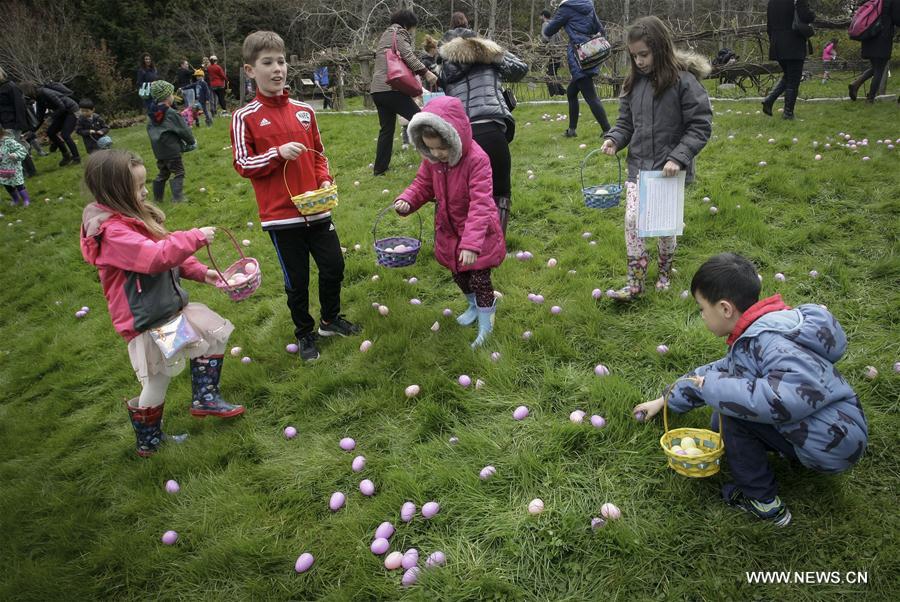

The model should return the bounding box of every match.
[146,80,195,203]
[0,126,31,206]
[79,150,244,457]
[633,253,867,527]
[231,31,361,362]
[821,39,837,83]
[394,96,506,349]
[183,70,214,127]
[75,98,111,154]
[602,16,712,300]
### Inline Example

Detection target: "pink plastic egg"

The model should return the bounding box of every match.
[359,479,376,496]
[490,351,501,362]
[400,501,416,522]
[569,410,585,424]
[285,343,299,354]
[590,415,606,428]
[410,298,422,305]
[815,154,822,161]
[284,426,298,439]
[426,551,447,567]
[351,455,366,472]
[230,346,242,356]
[528,498,544,515]
[865,366,878,380]
[458,374,471,387]
[421,501,440,519]
[329,492,345,511]
[340,437,356,451]
[513,406,529,420]
[378,305,389,316]
[359,340,373,352]
[294,552,314,573]
[371,538,390,555]
[600,502,622,520]
[594,364,609,377]
[165,479,180,494]
[547,258,558,268]
[161,530,178,545]
[405,384,420,398]
[384,551,403,570]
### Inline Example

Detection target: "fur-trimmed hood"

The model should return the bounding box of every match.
[439,36,506,66]
[675,50,712,80]
[407,96,472,167]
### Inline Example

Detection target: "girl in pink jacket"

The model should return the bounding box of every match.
[394,96,506,348]
[80,150,243,457]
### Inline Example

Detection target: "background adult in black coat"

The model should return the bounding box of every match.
[763,0,815,119]
[849,0,900,102]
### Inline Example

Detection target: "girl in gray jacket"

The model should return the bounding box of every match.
[601,16,712,301]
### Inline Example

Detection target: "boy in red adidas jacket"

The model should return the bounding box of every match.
[231,31,361,361]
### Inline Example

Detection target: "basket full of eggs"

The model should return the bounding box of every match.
[659,378,724,478]
[207,227,261,302]
[373,204,423,268]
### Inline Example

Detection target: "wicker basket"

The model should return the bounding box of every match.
[284,151,339,215]
[207,227,262,302]
[659,379,725,478]
[581,150,623,209]
[373,204,423,268]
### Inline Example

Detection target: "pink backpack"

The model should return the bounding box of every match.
[848,0,884,41]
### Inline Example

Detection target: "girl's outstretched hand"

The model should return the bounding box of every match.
[394,199,411,214]
[633,397,665,422]
[600,139,617,155]
[199,226,216,242]
[458,250,478,266]
[662,160,681,177]
[204,269,223,286]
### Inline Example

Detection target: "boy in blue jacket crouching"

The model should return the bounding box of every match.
[634,253,867,527]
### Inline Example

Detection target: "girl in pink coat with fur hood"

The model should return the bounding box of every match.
[394,96,506,348]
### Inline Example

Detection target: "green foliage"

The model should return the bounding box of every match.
[0,98,898,600]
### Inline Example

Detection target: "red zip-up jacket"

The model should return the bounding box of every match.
[231,91,331,229]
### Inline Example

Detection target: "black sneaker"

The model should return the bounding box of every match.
[318,315,362,337]
[722,484,792,527]
[298,333,320,361]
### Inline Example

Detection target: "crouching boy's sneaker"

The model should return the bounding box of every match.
[318,315,362,338]
[722,484,792,527]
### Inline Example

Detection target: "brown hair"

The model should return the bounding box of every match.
[83,150,168,239]
[242,31,285,65]
[450,11,468,29]
[422,35,438,54]
[622,16,679,97]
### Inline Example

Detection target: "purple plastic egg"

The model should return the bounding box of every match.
[421,501,440,519]
[401,549,419,570]
[165,479,180,494]
[75,310,86,318]
[80,306,90,313]
[592,288,603,299]
[591,517,607,530]
[656,344,669,355]
[479,465,496,480]
[809,270,819,278]
[359,479,376,496]
[241,356,252,364]
[550,305,562,315]
[402,567,420,586]
[371,538,390,555]
[295,552,314,573]
[634,410,647,422]
[285,343,299,354]
[375,521,395,540]
[522,331,533,340]
[533,294,545,304]
[351,455,366,472]
[161,530,178,545]
[329,492,345,511]
[442,308,452,317]
[894,361,900,373]
[284,426,298,439]
[401,501,416,522]
[490,352,501,362]
[458,374,471,387]
[590,415,606,428]
[594,364,609,377]
[426,551,447,567]
[340,437,356,451]
[513,406,529,420]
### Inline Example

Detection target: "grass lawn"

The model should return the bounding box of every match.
[1,96,898,601]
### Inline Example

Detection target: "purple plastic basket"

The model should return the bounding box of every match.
[373,204,424,268]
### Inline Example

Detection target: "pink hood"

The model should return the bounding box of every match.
[398,96,505,273]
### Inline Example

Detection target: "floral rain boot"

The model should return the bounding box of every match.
[189,355,245,418]
[125,400,187,457]
[607,252,649,301]
[656,250,675,291]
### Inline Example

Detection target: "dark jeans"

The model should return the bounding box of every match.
[268,220,345,338]
[212,86,227,113]
[721,414,799,501]
[567,77,610,132]
[372,91,420,174]
[855,58,890,101]
[47,111,79,158]
[546,59,566,96]
[472,121,511,198]
[768,59,804,114]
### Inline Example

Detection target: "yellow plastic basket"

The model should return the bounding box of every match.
[660,379,724,478]
[283,151,339,216]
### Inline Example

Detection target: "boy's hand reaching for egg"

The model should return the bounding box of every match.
[632,397,665,422]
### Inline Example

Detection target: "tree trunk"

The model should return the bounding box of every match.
[487,0,496,37]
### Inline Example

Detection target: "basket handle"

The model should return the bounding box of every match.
[373,203,424,246]
[580,149,622,192]
[662,377,724,448]
[282,148,331,198]
[205,226,245,285]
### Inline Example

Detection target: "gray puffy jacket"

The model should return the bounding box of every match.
[604,51,712,184]
[438,36,528,128]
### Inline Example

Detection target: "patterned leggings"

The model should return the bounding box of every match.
[624,181,677,258]
[452,269,494,308]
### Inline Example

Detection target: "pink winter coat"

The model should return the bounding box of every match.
[80,203,210,341]
[396,95,506,273]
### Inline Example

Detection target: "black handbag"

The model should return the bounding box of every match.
[501,87,517,111]
[792,1,814,38]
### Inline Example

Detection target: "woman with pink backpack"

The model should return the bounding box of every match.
[848,0,900,102]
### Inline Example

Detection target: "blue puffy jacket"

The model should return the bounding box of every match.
[541,0,605,81]
[668,304,868,473]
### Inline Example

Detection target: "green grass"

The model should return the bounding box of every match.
[1,98,898,601]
